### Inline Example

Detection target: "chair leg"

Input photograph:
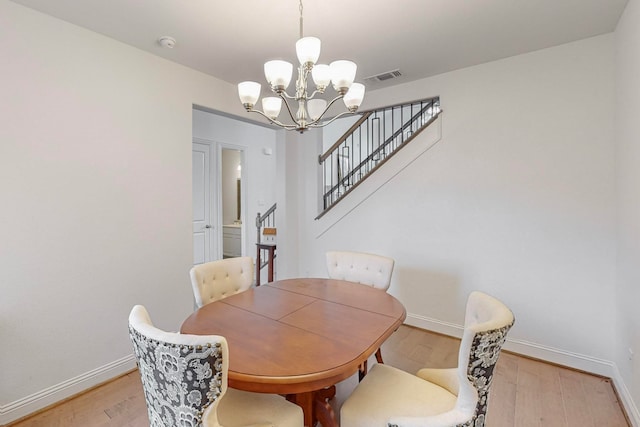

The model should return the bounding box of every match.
[375,347,384,364]
[358,360,368,382]
[359,349,384,382]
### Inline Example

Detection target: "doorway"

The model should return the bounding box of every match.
[192,139,246,265]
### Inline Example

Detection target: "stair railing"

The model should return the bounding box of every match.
[318,97,441,215]
[256,203,276,244]
[255,203,276,285]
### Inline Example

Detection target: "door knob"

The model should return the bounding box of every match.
[205,225,212,229]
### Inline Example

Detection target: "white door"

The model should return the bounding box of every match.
[192,142,215,264]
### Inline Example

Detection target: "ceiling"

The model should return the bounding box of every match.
[10,0,628,91]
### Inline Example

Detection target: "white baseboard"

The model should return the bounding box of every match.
[405,313,640,426]
[406,312,614,375]
[0,354,136,425]
[612,364,640,427]
[405,312,465,338]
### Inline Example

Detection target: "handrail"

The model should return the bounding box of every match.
[318,111,373,163]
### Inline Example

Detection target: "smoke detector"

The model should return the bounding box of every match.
[158,36,176,49]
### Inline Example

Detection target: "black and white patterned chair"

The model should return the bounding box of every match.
[340,291,514,427]
[128,305,303,427]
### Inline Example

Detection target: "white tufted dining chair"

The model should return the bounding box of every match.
[129,305,303,427]
[326,250,395,291]
[340,291,515,427]
[190,257,254,308]
[326,250,395,377]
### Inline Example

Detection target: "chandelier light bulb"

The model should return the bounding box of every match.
[330,60,357,94]
[237,81,261,108]
[264,60,293,91]
[307,99,328,121]
[296,37,321,66]
[343,83,366,111]
[262,97,283,119]
[311,64,331,91]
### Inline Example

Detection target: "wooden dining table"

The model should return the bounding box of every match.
[180,277,406,427]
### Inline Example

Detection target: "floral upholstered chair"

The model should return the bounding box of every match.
[128,305,303,427]
[189,257,254,308]
[340,291,514,427]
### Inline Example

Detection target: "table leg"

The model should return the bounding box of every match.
[287,392,314,427]
[314,386,337,427]
[287,387,337,427]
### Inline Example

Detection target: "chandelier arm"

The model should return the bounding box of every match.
[246,109,298,130]
[278,91,297,100]
[278,92,300,125]
[308,110,358,128]
[306,89,327,100]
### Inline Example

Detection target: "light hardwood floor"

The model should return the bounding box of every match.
[9,325,629,427]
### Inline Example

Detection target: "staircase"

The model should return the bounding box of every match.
[318,97,441,216]
[253,98,441,279]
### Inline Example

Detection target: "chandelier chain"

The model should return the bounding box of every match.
[299,0,304,38]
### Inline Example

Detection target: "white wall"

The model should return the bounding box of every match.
[274,131,303,279]
[322,115,360,152]
[615,0,640,421]
[0,1,245,422]
[293,35,617,371]
[192,109,278,261]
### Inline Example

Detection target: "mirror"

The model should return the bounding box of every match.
[222,149,242,258]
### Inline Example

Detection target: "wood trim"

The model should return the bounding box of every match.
[262,227,277,235]
[318,111,373,163]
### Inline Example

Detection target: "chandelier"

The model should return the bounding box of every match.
[237,0,365,133]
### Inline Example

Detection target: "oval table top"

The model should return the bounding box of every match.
[180,277,406,394]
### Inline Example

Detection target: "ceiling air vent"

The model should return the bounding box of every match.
[365,69,402,83]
